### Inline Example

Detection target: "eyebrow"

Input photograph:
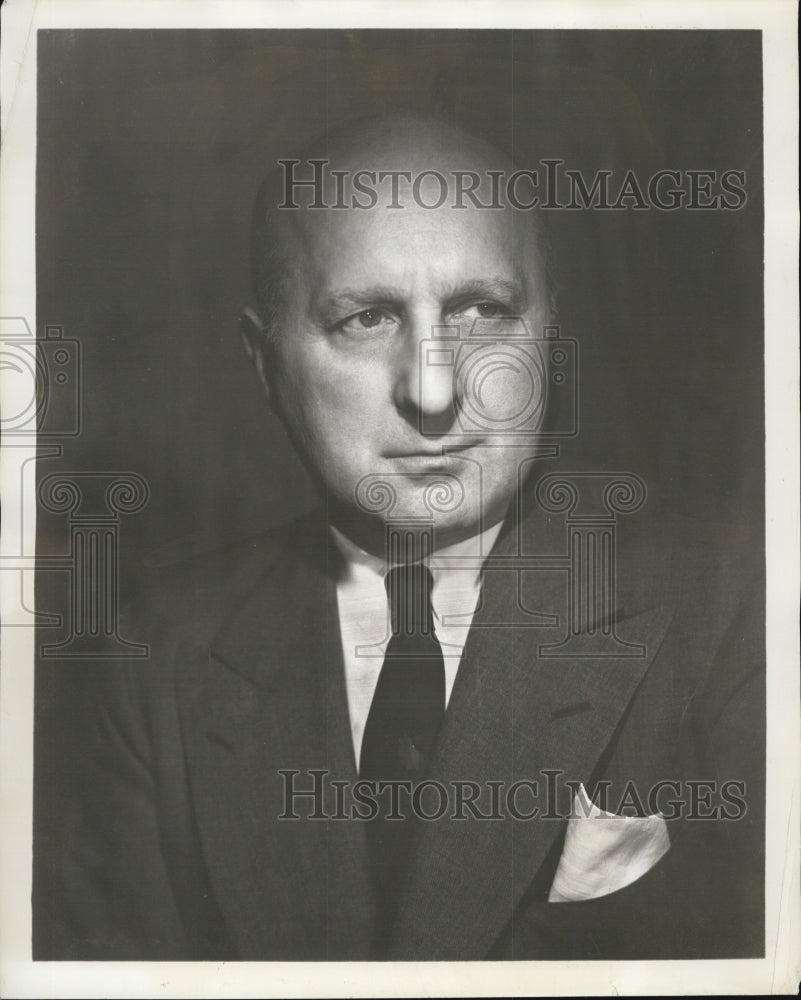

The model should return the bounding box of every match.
[317,285,404,317]
[443,277,528,309]
[315,276,529,323]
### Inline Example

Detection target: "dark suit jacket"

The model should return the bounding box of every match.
[40,505,764,961]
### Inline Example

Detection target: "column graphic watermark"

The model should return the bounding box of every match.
[1,316,149,657]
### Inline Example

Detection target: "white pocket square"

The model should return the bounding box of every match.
[548,783,671,903]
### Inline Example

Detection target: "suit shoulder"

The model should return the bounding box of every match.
[617,507,762,614]
[622,509,764,708]
[123,510,328,640]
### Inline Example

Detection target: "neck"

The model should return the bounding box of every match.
[326,501,509,563]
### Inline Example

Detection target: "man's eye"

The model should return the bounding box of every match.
[457,301,511,319]
[337,309,394,334]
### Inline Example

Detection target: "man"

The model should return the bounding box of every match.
[49,114,764,961]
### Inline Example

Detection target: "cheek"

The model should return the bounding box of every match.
[275,347,382,445]
[459,344,546,431]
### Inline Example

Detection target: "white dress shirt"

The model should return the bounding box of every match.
[330,521,503,767]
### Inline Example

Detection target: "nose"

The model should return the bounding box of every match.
[393,317,461,437]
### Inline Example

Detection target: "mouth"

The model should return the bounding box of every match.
[383,444,483,473]
[384,441,484,460]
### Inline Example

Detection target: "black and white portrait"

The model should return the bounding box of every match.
[1,13,792,990]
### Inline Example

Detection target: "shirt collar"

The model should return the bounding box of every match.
[329,519,504,593]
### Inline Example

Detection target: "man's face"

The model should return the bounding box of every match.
[263,180,550,551]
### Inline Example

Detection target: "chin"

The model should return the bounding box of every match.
[386,504,491,547]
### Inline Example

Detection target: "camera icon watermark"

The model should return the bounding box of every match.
[418,318,577,440]
[1,316,149,656]
[0,317,81,437]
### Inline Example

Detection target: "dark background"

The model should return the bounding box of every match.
[33,29,764,950]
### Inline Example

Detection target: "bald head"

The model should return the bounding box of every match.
[249,113,555,336]
[300,112,519,185]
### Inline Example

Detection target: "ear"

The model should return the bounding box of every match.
[239,307,273,402]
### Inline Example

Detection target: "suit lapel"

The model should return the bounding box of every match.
[173,509,673,960]
[175,526,376,959]
[390,528,674,960]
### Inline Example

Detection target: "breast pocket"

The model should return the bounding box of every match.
[548,783,671,903]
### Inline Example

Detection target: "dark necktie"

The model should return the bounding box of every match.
[359,562,446,946]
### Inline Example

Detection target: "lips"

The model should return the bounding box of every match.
[383,449,482,475]
[384,441,483,459]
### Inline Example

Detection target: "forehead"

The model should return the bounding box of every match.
[261,121,550,307]
[306,202,532,284]
[285,194,543,302]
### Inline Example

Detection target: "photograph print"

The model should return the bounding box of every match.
[30,28,765,963]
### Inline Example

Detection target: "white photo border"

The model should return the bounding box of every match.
[1,1,798,996]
